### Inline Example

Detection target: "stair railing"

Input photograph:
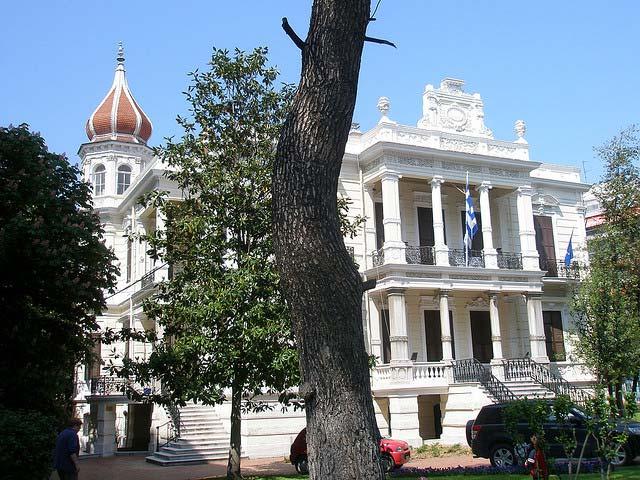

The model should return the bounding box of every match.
[452,358,518,404]
[164,403,182,438]
[503,357,590,407]
[155,420,179,451]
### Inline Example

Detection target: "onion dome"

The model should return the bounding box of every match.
[86,43,152,144]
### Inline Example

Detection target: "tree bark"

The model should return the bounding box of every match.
[273,1,384,479]
[227,378,242,480]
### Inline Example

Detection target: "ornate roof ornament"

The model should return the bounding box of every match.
[514,119,527,144]
[417,77,493,138]
[85,42,153,144]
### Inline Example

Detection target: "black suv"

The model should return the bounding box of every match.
[466,403,640,467]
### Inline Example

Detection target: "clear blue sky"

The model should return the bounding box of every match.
[2,1,638,183]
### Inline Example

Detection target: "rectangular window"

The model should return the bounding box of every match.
[543,311,566,361]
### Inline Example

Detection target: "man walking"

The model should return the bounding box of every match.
[54,418,82,479]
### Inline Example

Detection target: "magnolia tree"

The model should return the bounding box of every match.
[113,48,299,480]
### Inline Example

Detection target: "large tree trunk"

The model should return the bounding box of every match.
[227,379,242,480]
[273,1,384,479]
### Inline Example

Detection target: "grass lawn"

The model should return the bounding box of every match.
[213,467,640,480]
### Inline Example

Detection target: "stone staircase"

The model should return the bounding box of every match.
[146,404,231,466]
[503,379,556,400]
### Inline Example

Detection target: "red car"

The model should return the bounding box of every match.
[290,428,411,474]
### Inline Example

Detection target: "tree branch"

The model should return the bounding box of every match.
[364,36,396,48]
[281,17,305,50]
[362,279,377,291]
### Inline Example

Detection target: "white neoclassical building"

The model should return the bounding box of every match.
[74,50,593,463]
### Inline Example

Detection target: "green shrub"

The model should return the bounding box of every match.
[413,442,471,458]
[0,407,57,479]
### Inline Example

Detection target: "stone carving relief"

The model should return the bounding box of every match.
[466,296,489,308]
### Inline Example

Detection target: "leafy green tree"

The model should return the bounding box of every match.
[572,126,640,413]
[112,48,299,480]
[0,124,117,474]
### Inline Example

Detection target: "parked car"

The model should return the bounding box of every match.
[290,428,411,474]
[466,403,640,467]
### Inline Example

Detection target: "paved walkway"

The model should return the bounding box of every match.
[53,453,489,480]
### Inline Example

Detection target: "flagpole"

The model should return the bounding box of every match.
[465,172,469,267]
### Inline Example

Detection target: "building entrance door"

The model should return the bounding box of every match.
[470,311,493,363]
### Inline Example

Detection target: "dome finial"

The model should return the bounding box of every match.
[116,41,125,66]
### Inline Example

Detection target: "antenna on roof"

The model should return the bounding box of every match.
[116,42,125,66]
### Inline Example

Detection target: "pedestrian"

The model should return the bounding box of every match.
[525,433,549,480]
[54,418,82,480]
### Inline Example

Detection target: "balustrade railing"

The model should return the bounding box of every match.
[539,259,582,279]
[405,245,435,265]
[497,251,523,270]
[140,270,155,288]
[503,357,590,406]
[449,249,485,267]
[452,358,517,403]
[90,376,128,395]
[371,248,384,267]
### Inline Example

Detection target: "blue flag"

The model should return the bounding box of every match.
[564,232,574,267]
[464,174,478,250]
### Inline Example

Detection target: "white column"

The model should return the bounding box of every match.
[93,401,117,456]
[477,182,498,268]
[381,172,406,264]
[439,290,453,361]
[526,293,548,363]
[431,176,450,266]
[368,297,383,362]
[387,288,410,365]
[388,395,421,447]
[516,187,540,270]
[489,292,503,361]
[363,184,378,269]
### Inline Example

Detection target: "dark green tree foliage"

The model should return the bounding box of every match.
[116,49,298,480]
[0,124,117,413]
[572,127,640,413]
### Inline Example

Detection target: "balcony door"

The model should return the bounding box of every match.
[424,310,455,361]
[533,215,557,275]
[470,311,493,363]
[543,311,566,361]
[381,308,391,364]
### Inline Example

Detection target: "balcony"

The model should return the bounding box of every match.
[371,247,525,270]
[372,362,451,392]
[89,376,157,397]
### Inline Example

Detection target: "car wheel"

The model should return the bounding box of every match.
[490,444,516,467]
[295,456,309,475]
[610,445,631,466]
[381,454,395,473]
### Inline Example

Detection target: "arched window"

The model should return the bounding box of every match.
[117,165,132,195]
[93,165,106,196]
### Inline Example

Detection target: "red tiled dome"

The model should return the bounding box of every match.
[86,44,152,144]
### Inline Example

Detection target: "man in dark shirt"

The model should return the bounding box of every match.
[54,418,82,480]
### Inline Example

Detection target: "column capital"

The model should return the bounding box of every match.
[364,183,376,194]
[488,291,500,300]
[524,292,543,301]
[517,185,534,197]
[387,287,406,296]
[438,289,451,298]
[380,171,401,182]
[477,181,493,193]
[431,175,445,187]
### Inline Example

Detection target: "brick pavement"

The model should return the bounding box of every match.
[52,454,489,480]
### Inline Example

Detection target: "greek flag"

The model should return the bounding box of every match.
[464,173,478,251]
[564,231,574,267]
